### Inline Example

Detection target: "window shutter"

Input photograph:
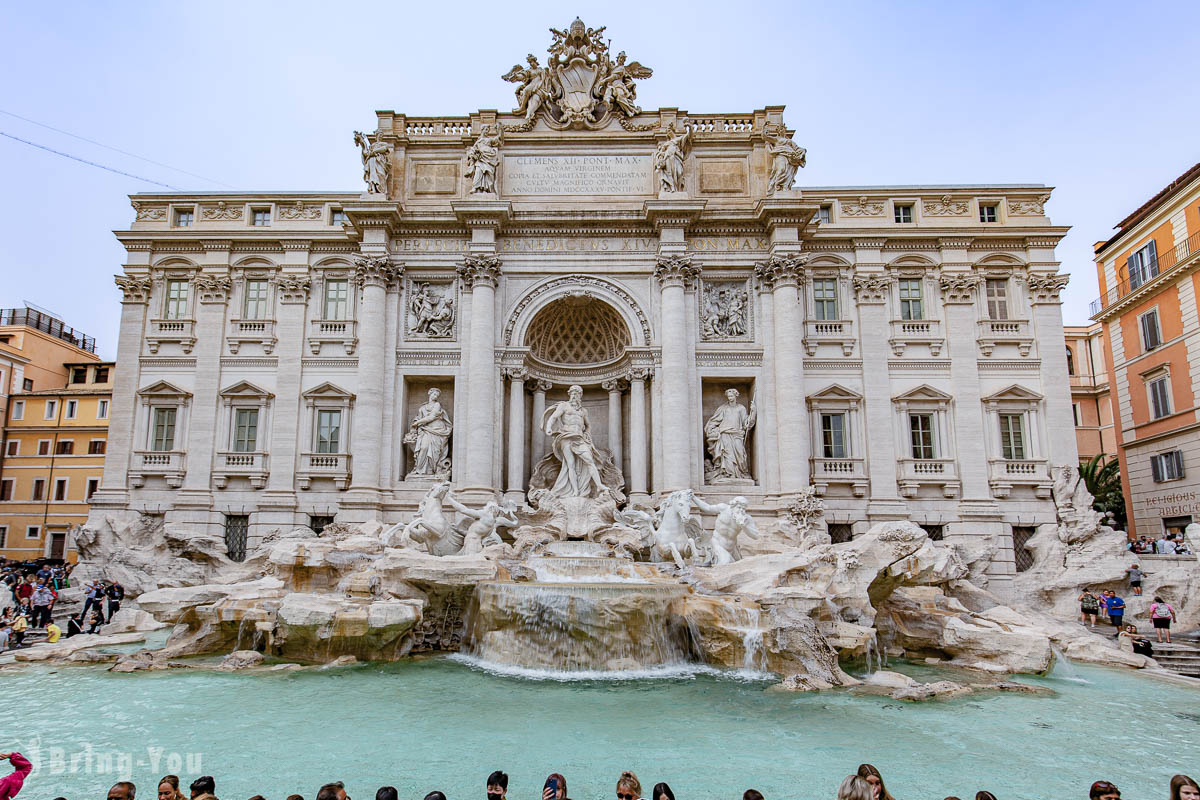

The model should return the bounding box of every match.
[1151,455,1163,482]
[1145,239,1158,274]
[1173,450,1185,478]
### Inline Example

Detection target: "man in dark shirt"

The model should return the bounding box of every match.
[105,582,125,623]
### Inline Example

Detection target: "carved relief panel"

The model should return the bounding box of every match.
[698,278,753,341]
[405,276,458,341]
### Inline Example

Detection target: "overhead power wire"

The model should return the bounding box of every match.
[0,108,234,187]
[0,130,182,190]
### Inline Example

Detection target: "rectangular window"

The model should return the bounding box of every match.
[55,440,74,455]
[1140,309,1161,351]
[53,478,67,501]
[0,527,6,548]
[71,367,88,384]
[251,208,271,226]
[310,515,335,535]
[165,279,189,319]
[44,399,58,419]
[86,478,100,500]
[1151,450,1185,482]
[324,279,349,320]
[31,479,45,501]
[1012,526,1037,572]
[152,407,177,451]
[986,279,1009,320]
[243,279,269,319]
[909,413,936,459]
[828,523,854,544]
[998,413,1026,460]
[1072,402,1081,426]
[920,524,944,541]
[174,208,194,227]
[233,408,259,452]
[898,278,924,320]
[812,278,838,320]
[894,204,913,224]
[22,378,33,391]
[65,399,78,419]
[330,209,346,226]
[11,400,23,420]
[25,526,39,540]
[1148,375,1171,419]
[1128,240,1159,289]
[94,367,109,383]
[97,399,109,419]
[37,440,50,455]
[820,413,847,458]
[0,481,12,501]
[5,441,17,457]
[979,204,998,223]
[316,409,342,453]
[88,439,106,455]
[224,514,249,562]
[817,205,831,224]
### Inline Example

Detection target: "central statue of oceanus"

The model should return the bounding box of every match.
[543,384,607,499]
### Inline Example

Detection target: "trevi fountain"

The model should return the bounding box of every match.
[3,18,1198,800]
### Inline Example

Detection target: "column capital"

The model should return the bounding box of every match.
[503,366,528,381]
[755,253,808,289]
[601,378,627,393]
[195,274,233,304]
[1026,272,1070,304]
[353,254,401,289]
[939,272,980,304]
[114,275,152,304]
[852,272,891,304]
[277,275,312,304]
[625,366,653,382]
[532,378,553,393]
[458,254,502,289]
[654,254,700,289]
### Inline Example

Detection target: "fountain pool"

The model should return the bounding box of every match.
[2,658,1195,800]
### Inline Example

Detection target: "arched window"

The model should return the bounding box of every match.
[1066,346,1075,375]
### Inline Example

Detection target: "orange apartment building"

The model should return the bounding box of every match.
[1064,323,1116,460]
[1091,161,1200,539]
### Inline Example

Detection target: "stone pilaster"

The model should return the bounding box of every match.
[758,254,810,493]
[1027,272,1077,467]
[459,254,501,497]
[654,254,700,492]
[504,366,527,502]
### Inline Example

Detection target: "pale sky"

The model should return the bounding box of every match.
[3,0,1198,359]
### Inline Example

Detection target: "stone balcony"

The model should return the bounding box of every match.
[227,319,277,354]
[130,450,186,488]
[213,451,270,489]
[976,318,1033,357]
[146,319,196,354]
[307,319,357,355]
[888,319,944,356]
[803,319,856,356]
[298,452,352,490]
[810,457,868,497]
[988,458,1051,498]
[897,458,959,498]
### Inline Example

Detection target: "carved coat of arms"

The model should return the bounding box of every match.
[501,18,652,129]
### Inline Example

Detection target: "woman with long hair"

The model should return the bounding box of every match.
[1170,774,1200,800]
[652,784,675,800]
[857,764,895,800]
[157,776,185,800]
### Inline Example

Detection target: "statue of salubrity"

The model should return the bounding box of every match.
[705,388,756,484]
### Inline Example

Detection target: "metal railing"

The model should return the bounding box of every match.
[0,308,96,352]
[1090,230,1200,317]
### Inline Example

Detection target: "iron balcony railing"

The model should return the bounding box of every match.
[0,307,97,352]
[1090,230,1200,317]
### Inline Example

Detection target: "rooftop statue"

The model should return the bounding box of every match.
[501,18,652,129]
[465,123,502,194]
[353,131,392,195]
[764,121,806,194]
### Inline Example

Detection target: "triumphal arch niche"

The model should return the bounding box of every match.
[104,16,1074,593]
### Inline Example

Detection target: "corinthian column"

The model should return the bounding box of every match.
[458,254,501,495]
[626,368,650,504]
[655,254,700,492]
[602,378,625,478]
[504,367,527,502]
[348,255,400,502]
[530,379,551,466]
[759,254,810,493]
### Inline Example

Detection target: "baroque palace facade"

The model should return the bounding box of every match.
[90,21,1075,595]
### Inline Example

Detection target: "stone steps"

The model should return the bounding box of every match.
[1141,638,1200,677]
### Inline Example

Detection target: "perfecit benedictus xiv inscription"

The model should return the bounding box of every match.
[504,155,652,195]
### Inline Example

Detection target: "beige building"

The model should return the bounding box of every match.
[89,20,1077,597]
[1064,323,1116,460]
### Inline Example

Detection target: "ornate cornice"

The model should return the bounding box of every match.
[754,253,808,289]
[653,254,700,289]
[1026,272,1070,304]
[280,240,312,251]
[200,240,232,252]
[277,276,312,304]
[939,273,980,304]
[353,254,401,289]
[457,254,502,289]
[852,273,891,303]
[114,275,152,304]
[195,275,233,303]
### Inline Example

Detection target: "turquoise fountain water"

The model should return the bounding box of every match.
[2,658,1196,800]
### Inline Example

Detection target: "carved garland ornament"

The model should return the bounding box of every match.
[131,202,166,221]
[504,274,652,346]
[1008,195,1050,216]
[939,273,980,303]
[1025,272,1070,303]
[202,202,243,221]
[839,197,885,217]
[852,273,891,303]
[922,195,970,217]
[278,201,323,221]
[114,275,152,304]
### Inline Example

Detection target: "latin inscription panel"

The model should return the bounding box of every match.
[504,155,652,195]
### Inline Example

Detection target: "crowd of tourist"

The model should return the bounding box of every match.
[1128,533,1193,555]
[0,756,1196,800]
[0,562,127,653]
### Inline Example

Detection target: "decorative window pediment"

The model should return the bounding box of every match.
[983,384,1043,404]
[137,380,193,402]
[807,383,863,405]
[220,380,275,401]
[892,384,952,404]
[303,382,354,402]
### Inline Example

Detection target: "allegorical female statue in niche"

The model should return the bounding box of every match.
[704,388,757,483]
[404,388,453,478]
